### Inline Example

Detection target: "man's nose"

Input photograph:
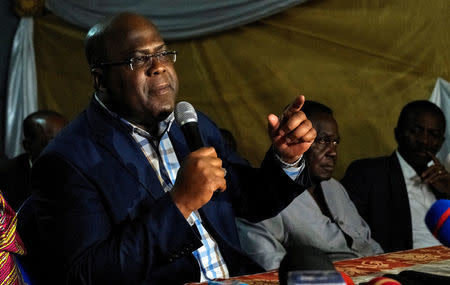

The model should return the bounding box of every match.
[326,143,338,157]
[147,59,166,76]
[417,131,431,145]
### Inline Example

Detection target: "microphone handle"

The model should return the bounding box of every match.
[180,122,204,152]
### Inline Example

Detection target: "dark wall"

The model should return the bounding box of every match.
[0,2,19,158]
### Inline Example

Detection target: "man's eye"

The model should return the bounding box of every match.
[135,56,149,63]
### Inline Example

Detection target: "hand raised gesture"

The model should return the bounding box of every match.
[268,95,316,164]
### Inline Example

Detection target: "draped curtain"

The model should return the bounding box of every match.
[46,0,309,40]
[430,78,450,170]
[7,0,450,178]
[5,0,308,158]
[5,17,37,158]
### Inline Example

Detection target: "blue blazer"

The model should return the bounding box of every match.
[28,99,309,285]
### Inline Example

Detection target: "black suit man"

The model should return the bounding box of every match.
[342,100,450,253]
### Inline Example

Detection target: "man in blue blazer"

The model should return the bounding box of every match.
[28,12,316,284]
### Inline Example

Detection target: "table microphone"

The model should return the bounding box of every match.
[278,245,348,285]
[425,199,450,246]
[174,101,204,152]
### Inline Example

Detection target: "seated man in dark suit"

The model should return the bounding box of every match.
[28,12,316,284]
[237,101,383,270]
[342,100,450,253]
[0,110,67,210]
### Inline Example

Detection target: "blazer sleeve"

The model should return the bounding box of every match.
[198,112,311,223]
[32,153,202,285]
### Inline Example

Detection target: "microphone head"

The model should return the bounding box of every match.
[175,101,198,126]
[425,199,450,246]
[279,245,336,285]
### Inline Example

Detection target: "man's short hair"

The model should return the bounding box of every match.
[397,100,446,130]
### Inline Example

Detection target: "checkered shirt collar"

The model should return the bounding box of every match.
[93,92,175,139]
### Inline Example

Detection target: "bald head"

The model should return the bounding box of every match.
[23,110,68,162]
[85,12,160,67]
[84,12,179,133]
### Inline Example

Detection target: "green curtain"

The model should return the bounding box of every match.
[34,0,450,178]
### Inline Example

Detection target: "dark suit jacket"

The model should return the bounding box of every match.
[0,153,31,210]
[27,99,310,285]
[341,152,447,253]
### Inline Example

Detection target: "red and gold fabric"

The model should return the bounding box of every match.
[0,192,26,285]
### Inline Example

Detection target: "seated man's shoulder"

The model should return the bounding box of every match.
[346,154,392,174]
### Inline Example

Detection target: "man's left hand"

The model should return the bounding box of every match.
[422,152,450,193]
[268,95,316,164]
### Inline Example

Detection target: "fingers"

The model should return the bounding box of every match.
[285,95,305,115]
[422,164,448,184]
[426,151,441,165]
[268,95,308,138]
[267,114,280,138]
[276,96,305,132]
[278,112,309,140]
[171,147,228,217]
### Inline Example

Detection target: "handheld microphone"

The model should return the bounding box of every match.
[174,101,204,152]
[425,199,450,246]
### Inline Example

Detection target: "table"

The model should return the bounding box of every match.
[187,245,450,284]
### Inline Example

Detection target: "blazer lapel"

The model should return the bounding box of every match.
[86,99,166,200]
[388,152,413,249]
[168,121,191,166]
[169,120,239,248]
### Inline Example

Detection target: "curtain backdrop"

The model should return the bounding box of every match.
[5,0,309,158]
[430,78,450,170]
[5,17,37,158]
[34,0,450,178]
[45,0,309,40]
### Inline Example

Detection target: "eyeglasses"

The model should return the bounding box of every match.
[96,50,177,71]
[314,137,340,148]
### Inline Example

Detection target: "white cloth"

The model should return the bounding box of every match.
[395,151,441,248]
[5,18,38,158]
[429,77,450,171]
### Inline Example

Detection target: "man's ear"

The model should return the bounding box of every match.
[91,68,105,91]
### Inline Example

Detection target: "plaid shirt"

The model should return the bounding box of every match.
[95,95,228,281]
[95,94,304,281]
[132,127,230,281]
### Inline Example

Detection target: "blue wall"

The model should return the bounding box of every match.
[0,1,19,157]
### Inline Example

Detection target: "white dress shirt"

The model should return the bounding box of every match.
[396,151,441,248]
